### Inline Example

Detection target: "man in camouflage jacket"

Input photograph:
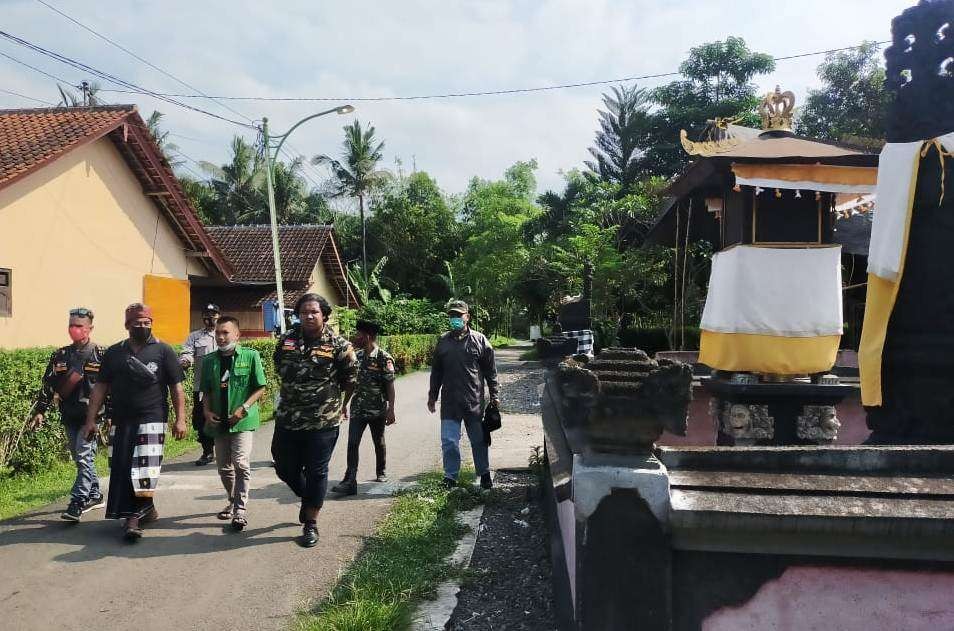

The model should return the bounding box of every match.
[272,293,359,548]
[331,319,396,496]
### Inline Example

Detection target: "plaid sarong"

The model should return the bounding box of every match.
[563,329,594,356]
[109,422,165,498]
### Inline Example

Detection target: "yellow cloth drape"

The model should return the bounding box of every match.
[858,154,921,406]
[700,331,841,374]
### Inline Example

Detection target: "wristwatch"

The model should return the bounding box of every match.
[241,402,251,413]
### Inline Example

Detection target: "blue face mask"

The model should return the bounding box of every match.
[449,316,465,330]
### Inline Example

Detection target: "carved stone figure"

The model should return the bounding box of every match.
[717,403,774,445]
[797,405,841,443]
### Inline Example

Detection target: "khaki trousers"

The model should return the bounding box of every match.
[214,431,254,516]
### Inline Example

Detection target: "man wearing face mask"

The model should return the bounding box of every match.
[30,308,109,522]
[82,303,187,541]
[427,300,500,490]
[180,304,220,466]
[272,293,359,548]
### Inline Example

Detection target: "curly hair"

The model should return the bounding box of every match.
[294,293,332,318]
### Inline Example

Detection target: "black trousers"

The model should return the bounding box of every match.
[192,392,215,455]
[271,425,339,510]
[345,415,386,478]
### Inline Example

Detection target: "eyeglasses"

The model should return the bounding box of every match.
[70,308,94,318]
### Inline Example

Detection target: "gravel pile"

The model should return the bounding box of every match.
[497,358,544,415]
[446,471,557,631]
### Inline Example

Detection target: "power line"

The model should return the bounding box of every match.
[0,87,56,106]
[97,40,893,103]
[32,0,257,125]
[0,29,255,129]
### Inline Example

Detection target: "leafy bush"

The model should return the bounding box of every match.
[379,334,438,373]
[339,299,447,336]
[617,326,701,356]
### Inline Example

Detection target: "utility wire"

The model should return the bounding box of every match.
[32,0,257,125]
[0,29,255,128]
[0,86,56,106]
[97,40,893,103]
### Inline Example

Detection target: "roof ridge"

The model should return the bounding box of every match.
[0,104,137,115]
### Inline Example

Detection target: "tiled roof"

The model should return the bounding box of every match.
[205,225,332,282]
[0,105,134,188]
[0,105,233,279]
[205,225,361,306]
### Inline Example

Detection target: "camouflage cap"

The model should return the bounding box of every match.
[445,299,469,314]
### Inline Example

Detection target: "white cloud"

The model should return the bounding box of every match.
[1,0,912,195]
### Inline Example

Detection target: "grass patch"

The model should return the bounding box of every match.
[519,347,539,361]
[489,334,519,348]
[296,470,487,631]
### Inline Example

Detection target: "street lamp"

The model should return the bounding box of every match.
[261,105,354,333]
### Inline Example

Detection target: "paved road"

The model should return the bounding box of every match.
[0,347,542,631]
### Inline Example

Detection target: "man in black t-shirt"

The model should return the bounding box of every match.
[82,303,187,541]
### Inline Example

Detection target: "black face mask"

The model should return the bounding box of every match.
[129,327,152,343]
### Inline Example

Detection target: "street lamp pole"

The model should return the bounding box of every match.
[261,105,355,334]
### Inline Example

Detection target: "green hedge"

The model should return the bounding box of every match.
[0,334,433,476]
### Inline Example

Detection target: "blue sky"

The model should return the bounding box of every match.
[2,0,912,196]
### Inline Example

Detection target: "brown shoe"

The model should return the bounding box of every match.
[141,507,159,523]
[124,516,143,541]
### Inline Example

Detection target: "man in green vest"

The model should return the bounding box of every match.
[200,316,267,531]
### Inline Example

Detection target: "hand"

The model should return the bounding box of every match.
[427,400,436,414]
[204,409,220,425]
[29,413,44,430]
[341,406,350,422]
[179,358,190,369]
[82,420,97,442]
[385,409,397,426]
[491,398,500,408]
[229,406,247,426]
[172,419,188,440]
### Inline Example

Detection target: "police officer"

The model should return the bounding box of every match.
[331,319,396,496]
[272,293,359,548]
[180,303,220,465]
[30,307,109,522]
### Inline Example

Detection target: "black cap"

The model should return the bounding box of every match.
[446,299,469,314]
[356,319,382,336]
[203,303,220,315]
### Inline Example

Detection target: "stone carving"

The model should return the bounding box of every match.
[797,405,841,443]
[716,402,774,445]
[556,348,692,454]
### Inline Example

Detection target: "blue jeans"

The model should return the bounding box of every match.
[65,423,101,503]
[441,415,489,480]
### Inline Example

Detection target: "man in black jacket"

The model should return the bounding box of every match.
[30,307,108,522]
[427,300,499,490]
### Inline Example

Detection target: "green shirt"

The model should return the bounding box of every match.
[199,345,267,435]
[351,345,396,420]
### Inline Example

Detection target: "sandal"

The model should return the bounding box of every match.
[217,505,233,520]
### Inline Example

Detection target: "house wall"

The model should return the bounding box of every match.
[0,138,207,349]
[308,264,344,307]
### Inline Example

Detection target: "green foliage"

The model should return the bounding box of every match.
[296,471,477,631]
[352,298,447,336]
[585,85,654,192]
[795,41,890,143]
[379,335,439,374]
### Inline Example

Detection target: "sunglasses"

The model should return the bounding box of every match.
[69,308,94,318]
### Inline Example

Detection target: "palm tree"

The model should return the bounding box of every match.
[240,157,309,224]
[201,136,265,225]
[56,81,102,107]
[313,120,388,285]
[144,110,183,168]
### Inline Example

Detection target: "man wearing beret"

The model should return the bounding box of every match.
[427,300,499,490]
[82,303,188,541]
[331,319,397,496]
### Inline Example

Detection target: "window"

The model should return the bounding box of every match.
[0,268,10,317]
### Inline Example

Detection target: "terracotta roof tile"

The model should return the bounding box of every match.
[0,105,135,188]
[205,224,332,282]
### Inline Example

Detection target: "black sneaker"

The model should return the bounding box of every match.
[442,477,456,490]
[480,472,493,490]
[83,493,105,513]
[300,523,319,548]
[331,479,357,495]
[61,499,83,522]
[195,452,214,466]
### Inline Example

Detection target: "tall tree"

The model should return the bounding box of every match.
[647,37,775,177]
[796,41,890,144]
[201,136,265,225]
[144,110,183,168]
[585,84,653,193]
[314,120,388,285]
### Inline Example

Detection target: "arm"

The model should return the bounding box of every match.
[30,351,58,427]
[337,343,359,421]
[178,331,195,367]
[385,380,397,425]
[427,340,443,413]
[170,382,188,439]
[82,382,110,440]
[480,339,500,406]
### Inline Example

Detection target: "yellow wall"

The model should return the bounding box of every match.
[0,138,208,349]
[309,264,347,308]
